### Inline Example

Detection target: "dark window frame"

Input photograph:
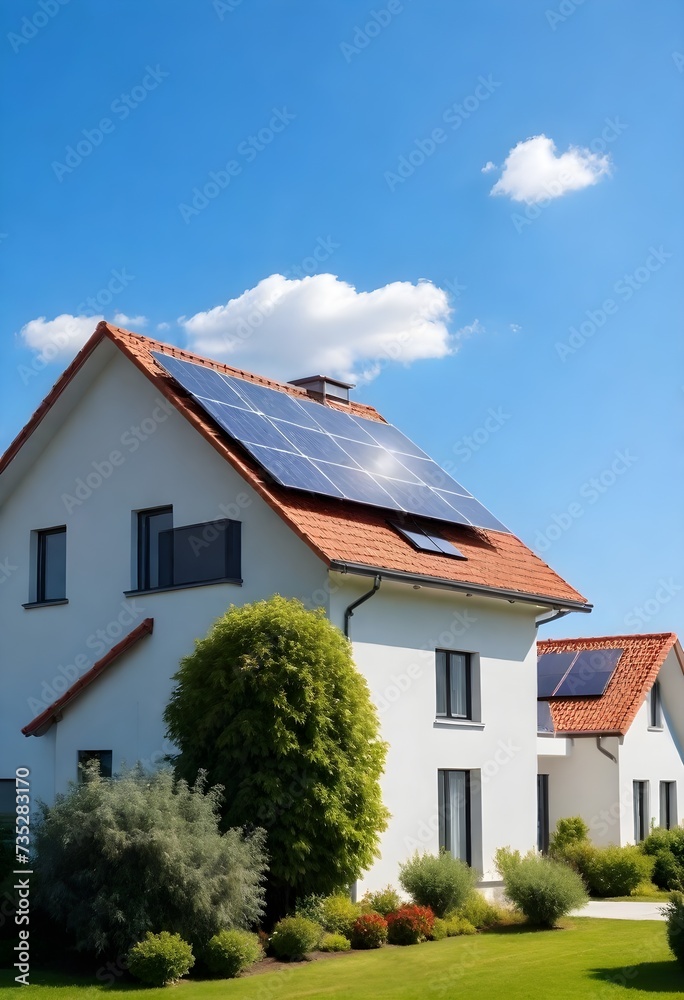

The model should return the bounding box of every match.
[633,780,649,842]
[137,506,173,592]
[660,781,676,830]
[438,768,471,865]
[36,526,67,603]
[436,649,472,720]
[650,681,663,729]
[537,774,550,854]
[77,750,113,783]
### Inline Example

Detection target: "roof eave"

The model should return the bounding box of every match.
[329,560,593,612]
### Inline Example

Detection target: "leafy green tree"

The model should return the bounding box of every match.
[34,765,266,954]
[164,596,388,912]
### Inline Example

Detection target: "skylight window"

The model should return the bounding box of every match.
[390,521,466,559]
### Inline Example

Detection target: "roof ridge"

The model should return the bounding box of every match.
[104,322,385,422]
[539,632,678,645]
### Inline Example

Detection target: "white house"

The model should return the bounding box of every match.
[0,321,593,891]
[537,632,684,850]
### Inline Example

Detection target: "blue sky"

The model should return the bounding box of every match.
[2,0,683,637]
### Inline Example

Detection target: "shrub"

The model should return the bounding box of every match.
[428,917,448,941]
[387,904,435,945]
[455,892,507,929]
[319,932,351,952]
[653,851,684,892]
[399,851,477,918]
[205,929,263,978]
[494,846,522,879]
[318,894,360,938]
[498,852,588,927]
[444,916,477,936]
[360,885,402,917]
[164,597,389,910]
[349,912,388,949]
[665,891,684,968]
[582,846,653,897]
[270,916,322,961]
[642,828,684,891]
[294,894,325,923]
[128,931,194,987]
[33,766,266,954]
[549,816,589,857]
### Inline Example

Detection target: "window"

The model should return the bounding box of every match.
[633,781,649,842]
[136,508,242,593]
[138,507,173,590]
[36,526,67,602]
[438,770,471,864]
[390,521,466,559]
[77,750,113,782]
[649,681,662,729]
[660,781,677,830]
[537,774,550,854]
[436,651,471,719]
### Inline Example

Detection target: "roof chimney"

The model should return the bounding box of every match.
[288,375,355,404]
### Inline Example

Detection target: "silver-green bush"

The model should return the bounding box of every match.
[497,849,588,927]
[399,851,477,917]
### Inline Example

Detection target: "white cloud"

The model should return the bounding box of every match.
[510,323,521,332]
[489,134,611,204]
[114,313,148,328]
[454,319,484,340]
[481,161,497,174]
[180,273,455,382]
[156,322,170,332]
[19,314,102,361]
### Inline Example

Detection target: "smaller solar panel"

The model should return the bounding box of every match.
[537,651,576,699]
[554,648,623,698]
[391,521,466,559]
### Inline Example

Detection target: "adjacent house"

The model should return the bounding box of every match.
[0,321,593,891]
[537,632,684,850]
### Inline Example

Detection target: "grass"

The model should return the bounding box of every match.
[0,919,682,999]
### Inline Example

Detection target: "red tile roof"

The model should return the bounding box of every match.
[2,322,590,610]
[22,618,154,737]
[538,632,681,735]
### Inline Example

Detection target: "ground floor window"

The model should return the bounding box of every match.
[78,750,113,782]
[438,769,471,864]
[537,774,550,854]
[660,781,677,830]
[633,780,649,842]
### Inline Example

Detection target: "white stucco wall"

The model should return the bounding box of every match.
[617,649,684,843]
[330,575,540,890]
[540,736,620,847]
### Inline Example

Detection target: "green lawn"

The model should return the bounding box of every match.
[0,920,681,999]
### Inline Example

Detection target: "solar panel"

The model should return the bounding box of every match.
[554,648,623,698]
[537,651,576,698]
[152,351,510,532]
[391,521,466,559]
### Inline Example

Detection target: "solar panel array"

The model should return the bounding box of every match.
[537,648,624,699]
[153,352,509,532]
